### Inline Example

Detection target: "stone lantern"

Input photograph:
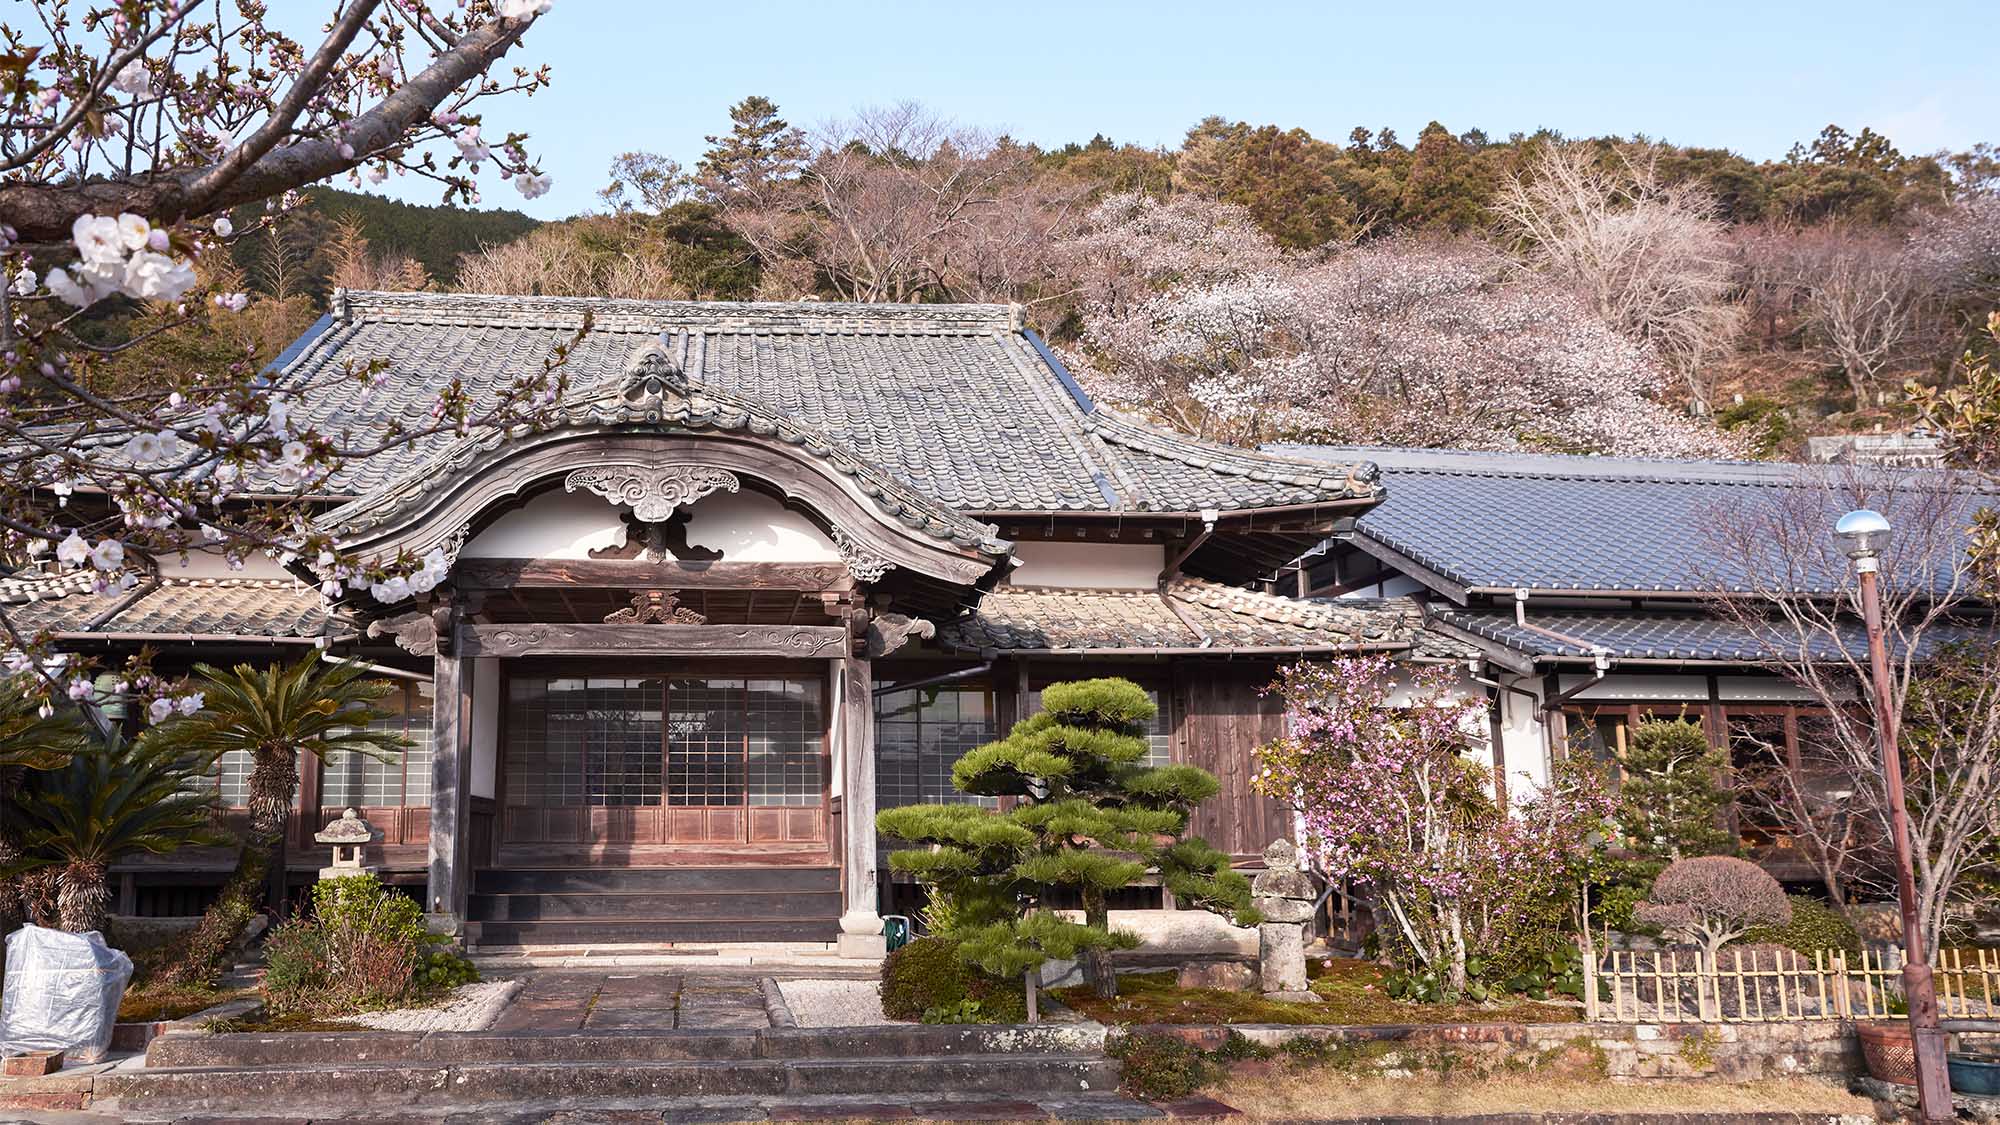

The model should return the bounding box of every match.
[315,808,379,880]
[1251,838,1322,1002]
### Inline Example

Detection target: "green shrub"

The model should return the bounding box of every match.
[1111,1032,1217,1100]
[921,999,987,1024]
[262,875,474,1016]
[1741,894,1863,960]
[880,935,970,1021]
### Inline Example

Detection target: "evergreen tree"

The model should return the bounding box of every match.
[1397,121,1490,231]
[697,95,809,201]
[1615,717,1735,862]
[877,678,1255,1002]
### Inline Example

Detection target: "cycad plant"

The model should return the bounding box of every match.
[878,678,1255,1002]
[0,678,90,933]
[154,656,407,984]
[7,729,223,933]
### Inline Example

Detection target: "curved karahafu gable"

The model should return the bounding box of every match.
[316,336,1013,591]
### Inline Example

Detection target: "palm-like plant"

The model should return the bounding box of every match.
[161,656,409,855]
[153,656,409,984]
[7,729,224,933]
[0,677,90,932]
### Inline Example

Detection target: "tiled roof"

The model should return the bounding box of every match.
[937,578,1422,654]
[282,292,1380,516]
[0,574,324,639]
[1267,444,1990,597]
[1432,607,1993,665]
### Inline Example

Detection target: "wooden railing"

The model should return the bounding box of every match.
[1584,946,2000,1023]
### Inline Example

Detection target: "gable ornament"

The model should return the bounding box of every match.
[564,463,740,523]
[832,529,892,583]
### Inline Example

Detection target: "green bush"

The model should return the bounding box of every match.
[1111,1032,1218,1100]
[263,875,475,1016]
[1741,895,1863,959]
[880,935,970,1021]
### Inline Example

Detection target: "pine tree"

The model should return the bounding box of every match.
[1616,717,1735,861]
[696,95,808,201]
[877,678,1255,1003]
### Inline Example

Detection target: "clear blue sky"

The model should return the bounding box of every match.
[356,0,1997,220]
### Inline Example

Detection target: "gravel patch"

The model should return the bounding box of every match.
[347,978,524,1032]
[777,978,894,1027]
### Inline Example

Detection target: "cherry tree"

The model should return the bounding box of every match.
[1062,193,1734,455]
[0,0,570,716]
[1492,142,1744,413]
[1255,656,1614,1000]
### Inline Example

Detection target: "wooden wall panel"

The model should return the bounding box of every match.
[1179,664,1291,863]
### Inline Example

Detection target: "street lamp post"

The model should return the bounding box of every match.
[1834,509,1952,1121]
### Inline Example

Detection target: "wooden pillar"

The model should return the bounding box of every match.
[834,653,885,958]
[425,623,473,932]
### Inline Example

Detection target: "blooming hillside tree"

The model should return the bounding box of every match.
[1255,656,1615,1000]
[1062,193,1734,456]
[0,0,572,715]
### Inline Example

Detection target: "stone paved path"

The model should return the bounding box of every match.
[488,971,771,1032]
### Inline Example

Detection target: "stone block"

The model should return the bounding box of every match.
[1,1051,62,1076]
[1177,961,1259,991]
[835,932,887,960]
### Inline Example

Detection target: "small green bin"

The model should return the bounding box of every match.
[882,914,912,952]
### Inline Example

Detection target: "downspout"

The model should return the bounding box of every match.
[872,662,994,699]
[1158,508,1219,649]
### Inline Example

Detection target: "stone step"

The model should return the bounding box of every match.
[465,888,844,921]
[471,866,839,895]
[96,1053,1121,1113]
[463,916,841,946]
[146,1024,1108,1070]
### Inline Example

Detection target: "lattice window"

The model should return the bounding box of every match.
[875,684,997,809]
[667,678,744,807]
[746,678,824,807]
[584,678,663,807]
[321,684,433,808]
[215,749,253,808]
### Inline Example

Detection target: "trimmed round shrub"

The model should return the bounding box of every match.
[1742,895,1864,959]
[1635,856,1791,957]
[880,936,970,1021]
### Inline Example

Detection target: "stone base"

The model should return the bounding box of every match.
[1262,989,1321,1003]
[836,932,888,959]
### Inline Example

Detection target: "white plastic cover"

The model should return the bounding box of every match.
[0,924,134,1060]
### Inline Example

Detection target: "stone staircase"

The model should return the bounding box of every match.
[97,1024,1124,1119]
[463,865,843,947]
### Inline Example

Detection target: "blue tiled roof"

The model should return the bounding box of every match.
[1432,607,1991,665]
[1267,445,1991,598]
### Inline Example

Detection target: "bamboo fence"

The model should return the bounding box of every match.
[1583,946,2000,1023]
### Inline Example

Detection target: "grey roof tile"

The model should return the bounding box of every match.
[938,579,1421,653]
[1269,444,1990,596]
[284,292,1380,515]
[1434,607,1993,664]
[0,574,323,639]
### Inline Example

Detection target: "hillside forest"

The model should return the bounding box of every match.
[104,98,2000,460]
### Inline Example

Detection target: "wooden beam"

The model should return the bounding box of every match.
[454,558,856,592]
[461,622,852,659]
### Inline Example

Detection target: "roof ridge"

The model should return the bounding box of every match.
[1087,414,1380,493]
[332,290,1023,334]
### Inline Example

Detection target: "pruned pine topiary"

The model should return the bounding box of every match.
[878,677,1254,1003]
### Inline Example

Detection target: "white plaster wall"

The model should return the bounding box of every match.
[1495,676,1553,798]
[1329,573,1427,599]
[1008,541,1164,589]
[460,487,841,563]
[462,490,627,559]
[680,490,840,562]
[1717,675,1820,702]
[1559,672,1709,702]
[469,657,498,800]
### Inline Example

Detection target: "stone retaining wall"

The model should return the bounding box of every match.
[1125,1020,1861,1081]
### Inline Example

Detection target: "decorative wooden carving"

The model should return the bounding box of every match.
[463,622,851,659]
[564,464,740,523]
[832,529,892,582]
[455,558,855,591]
[604,590,707,625]
[865,613,936,658]
[586,509,722,564]
[366,610,438,656]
